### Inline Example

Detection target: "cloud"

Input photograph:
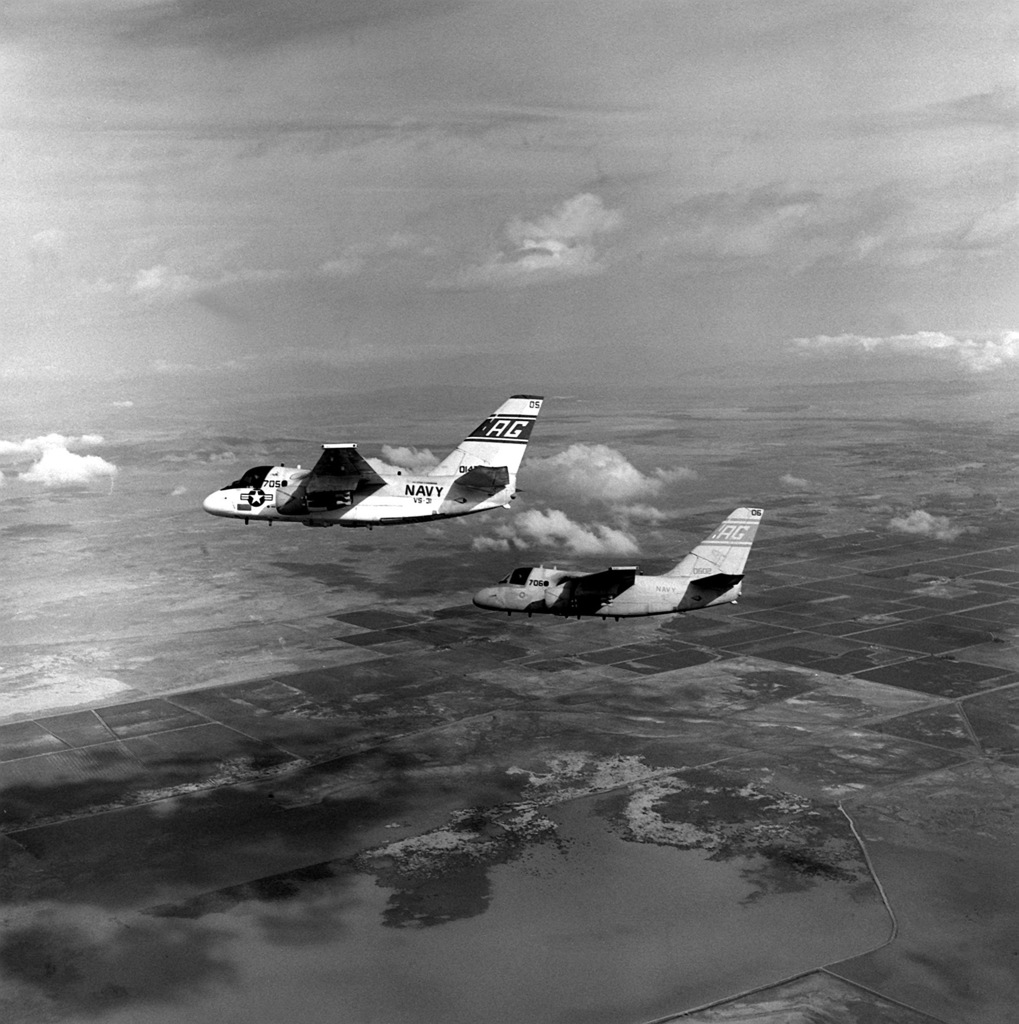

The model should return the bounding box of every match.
[20,447,118,486]
[780,473,813,491]
[506,193,623,248]
[372,445,440,475]
[111,400,134,408]
[614,503,670,524]
[107,0,457,52]
[130,264,200,300]
[792,331,1019,373]
[0,433,105,457]
[471,535,511,552]
[647,187,907,272]
[921,86,1019,130]
[889,509,971,542]
[476,508,639,557]
[27,228,68,263]
[453,193,623,288]
[959,199,1019,248]
[0,435,115,486]
[130,264,289,303]
[524,444,695,504]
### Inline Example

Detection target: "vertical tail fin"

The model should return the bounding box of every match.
[432,395,543,477]
[666,507,764,577]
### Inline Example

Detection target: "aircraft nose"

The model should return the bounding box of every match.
[202,490,225,516]
[472,587,503,610]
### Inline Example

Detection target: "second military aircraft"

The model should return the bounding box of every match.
[203,395,543,529]
[473,507,763,619]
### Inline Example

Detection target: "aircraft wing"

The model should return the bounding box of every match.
[305,444,387,492]
[553,567,638,615]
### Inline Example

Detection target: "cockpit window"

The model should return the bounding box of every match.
[508,567,532,585]
[226,466,271,490]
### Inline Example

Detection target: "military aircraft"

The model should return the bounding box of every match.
[203,395,543,529]
[473,506,763,619]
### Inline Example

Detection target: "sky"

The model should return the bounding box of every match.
[2,0,1017,389]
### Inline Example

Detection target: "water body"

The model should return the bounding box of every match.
[6,796,889,1024]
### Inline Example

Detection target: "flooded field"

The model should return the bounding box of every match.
[3,793,888,1024]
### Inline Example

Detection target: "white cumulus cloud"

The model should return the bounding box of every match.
[792,330,1019,373]
[20,447,118,486]
[371,445,440,475]
[889,509,970,542]
[454,193,623,288]
[524,444,695,504]
[781,473,813,491]
[476,508,639,557]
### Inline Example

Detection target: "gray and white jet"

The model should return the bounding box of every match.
[203,395,543,529]
[473,507,763,619]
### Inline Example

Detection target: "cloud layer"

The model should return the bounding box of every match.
[793,331,1019,373]
[2,3,1013,386]
[0,433,105,457]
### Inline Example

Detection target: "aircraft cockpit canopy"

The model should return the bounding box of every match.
[498,567,534,585]
[225,466,272,491]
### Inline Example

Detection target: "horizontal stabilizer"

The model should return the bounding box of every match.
[453,464,510,493]
[688,572,744,593]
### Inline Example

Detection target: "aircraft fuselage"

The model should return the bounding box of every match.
[203,463,513,528]
[472,564,743,619]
